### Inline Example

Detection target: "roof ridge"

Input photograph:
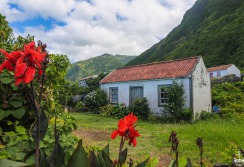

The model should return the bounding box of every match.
[119,56,201,70]
[207,64,233,69]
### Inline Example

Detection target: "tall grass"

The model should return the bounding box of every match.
[71,113,244,166]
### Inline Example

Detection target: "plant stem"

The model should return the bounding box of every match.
[30,82,40,167]
[118,137,124,167]
[175,150,178,167]
[38,54,48,104]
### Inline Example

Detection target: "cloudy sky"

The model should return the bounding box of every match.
[1,0,196,63]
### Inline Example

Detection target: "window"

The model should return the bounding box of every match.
[158,85,170,106]
[109,87,118,103]
[217,71,221,77]
[210,72,213,78]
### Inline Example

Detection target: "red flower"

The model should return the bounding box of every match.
[0,42,47,86]
[111,113,140,147]
[0,49,22,72]
[14,42,46,85]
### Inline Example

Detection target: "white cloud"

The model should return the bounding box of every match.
[1,0,196,62]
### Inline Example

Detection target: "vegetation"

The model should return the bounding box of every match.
[163,81,192,122]
[66,53,136,82]
[126,0,244,71]
[132,98,150,120]
[211,81,244,119]
[71,113,244,166]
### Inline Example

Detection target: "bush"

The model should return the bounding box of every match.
[132,98,150,119]
[99,103,130,118]
[84,89,108,114]
[181,108,193,122]
[74,101,86,112]
[200,111,220,120]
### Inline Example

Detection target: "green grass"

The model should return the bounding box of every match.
[70,113,244,166]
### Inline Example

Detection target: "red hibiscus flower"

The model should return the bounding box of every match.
[111,113,140,147]
[14,42,47,85]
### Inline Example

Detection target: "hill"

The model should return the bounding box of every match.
[66,54,136,81]
[126,0,244,70]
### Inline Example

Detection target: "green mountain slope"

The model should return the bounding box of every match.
[126,0,244,70]
[66,54,136,81]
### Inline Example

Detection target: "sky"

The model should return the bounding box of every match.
[1,0,196,63]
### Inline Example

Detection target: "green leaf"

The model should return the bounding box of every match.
[48,142,65,167]
[32,110,48,141]
[185,158,193,167]
[1,76,13,84]
[66,140,89,167]
[119,148,127,165]
[0,149,10,159]
[25,154,35,166]
[9,100,22,108]
[178,157,187,166]
[15,152,26,161]
[5,147,18,156]
[102,143,110,157]
[89,151,100,167]
[0,159,30,167]
[11,107,26,119]
[0,109,10,120]
[102,150,113,167]
[40,149,50,167]
[147,157,159,167]
[15,126,26,135]
[97,152,106,167]
[135,157,150,167]
[169,160,176,167]
[11,83,18,91]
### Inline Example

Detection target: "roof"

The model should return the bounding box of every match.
[100,56,200,84]
[207,64,233,72]
[79,75,98,81]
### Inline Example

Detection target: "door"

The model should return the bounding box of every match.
[130,87,143,106]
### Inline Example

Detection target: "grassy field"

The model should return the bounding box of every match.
[70,113,244,166]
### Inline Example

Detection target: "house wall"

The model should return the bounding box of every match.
[192,58,212,118]
[208,70,227,78]
[100,78,191,114]
[227,65,240,77]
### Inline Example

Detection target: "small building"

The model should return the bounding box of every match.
[100,56,211,117]
[207,64,240,79]
[78,75,98,87]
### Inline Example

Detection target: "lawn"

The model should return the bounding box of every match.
[70,113,244,166]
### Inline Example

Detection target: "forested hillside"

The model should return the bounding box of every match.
[126,0,244,70]
[66,54,135,81]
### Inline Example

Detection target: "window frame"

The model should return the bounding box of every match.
[217,71,221,77]
[158,85,171,107]
[210,72,213,78]
[109,87,118,104]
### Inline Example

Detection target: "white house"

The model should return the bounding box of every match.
[207,64,240,79]
[78,75,98,87]
[100,56,211,117]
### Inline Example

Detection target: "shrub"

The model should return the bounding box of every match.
[84,89,108,114]
[132,97,150,119]
[74,101,86,112]
[163,80,193,122]
[99,103,130,118]
[200,111,220,120]
[181,108,193,122]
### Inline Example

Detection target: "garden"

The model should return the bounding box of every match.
[0,14,244,167]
